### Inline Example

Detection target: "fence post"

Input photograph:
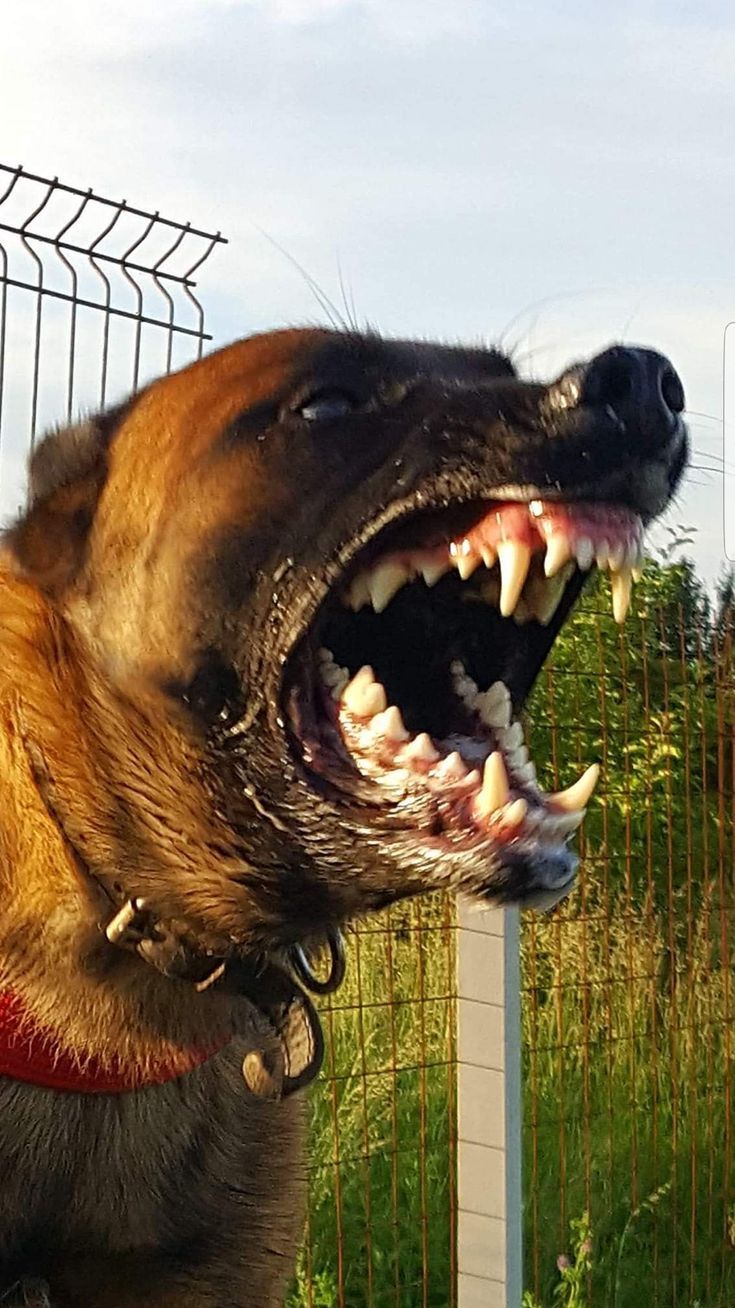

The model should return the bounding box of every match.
[457,904,523,1307]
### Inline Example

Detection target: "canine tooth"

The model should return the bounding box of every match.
[421,561,450,587]
[373,705,410,741]
[457,553,481,581]
[537,575,566,626]
[550,762,600,812]
[369,562,409,613]
[611,568,633,624]
[342,666,388,717]
[497,540,532,617]
[477,751,510,816]
[575,536,595,570]
[544,533,573,577]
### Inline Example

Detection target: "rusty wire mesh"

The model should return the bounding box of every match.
[522,566,735,1308]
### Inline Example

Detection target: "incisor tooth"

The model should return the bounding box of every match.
[481,545,497,569]
[342,666,388,717]
[369,562,409,613]
[611,568,633,624]
[478,751,510,815]
[550,762,600,811]
[544,533,573,577]
[497,540,531,617]
[575,536,595,570]
[457,553,481,581]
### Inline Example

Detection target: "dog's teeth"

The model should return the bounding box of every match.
[345,573,371,611]
[318,647,334,663]
[515,761,537,786]
[436,751,467,782]
[611,567,633,624]
[544,532,573,578]
[477,681,511,730]
[502,797,528,830]
[497,540,531,617]
[342,665,388,717]
[499,720,524,751]
[373,705,410,741]
[476,751,510,817]
[509,596,532,625]
[607,541,626,572]
[405,732,440,763]
[481,545,497,569]
[536,574,567,626]
[575,536,595,571]
[421,560,450,587]
[595,539,610,570]
[508,745,530,769]
[457,552,481,581]
[369,562,409,613]
[550,762,600,811]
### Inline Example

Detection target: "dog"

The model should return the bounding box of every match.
[0,327,687,1305]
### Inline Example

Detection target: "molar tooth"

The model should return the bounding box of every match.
[515,761,537,786]
[373,705,410,741]
[611,568,633,624]
[342,665,388,717]
[407,732,440,763]
[499,720,524,751]
[575,536,595,571]
[436,751,467,782]
[369,561,409,613]
[477,680,511,730]
[549,762,600,812]
[477,751,510,816]
[497,540,532,617]
[544,533,573,577]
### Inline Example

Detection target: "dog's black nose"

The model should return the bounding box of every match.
[551,346,685,446]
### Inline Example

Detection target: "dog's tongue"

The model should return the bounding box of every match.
[451,499,642,556]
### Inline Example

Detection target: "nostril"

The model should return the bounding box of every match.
[581,351,637,411]
[659,365,685,415]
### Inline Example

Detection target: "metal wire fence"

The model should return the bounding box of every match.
[0,161,224,517]
[1,160,732,1308]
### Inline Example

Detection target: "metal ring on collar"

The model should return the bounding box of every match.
[288,929,346,996]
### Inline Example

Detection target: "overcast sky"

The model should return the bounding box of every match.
[3,0,734,583]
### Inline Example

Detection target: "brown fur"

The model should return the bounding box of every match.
[0,327,687,1304]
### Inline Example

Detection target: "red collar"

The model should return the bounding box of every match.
[0,990,227,1094]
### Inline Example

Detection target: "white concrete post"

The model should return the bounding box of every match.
[457,905,523,1307]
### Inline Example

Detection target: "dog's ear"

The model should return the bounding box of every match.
[6,402,129,597]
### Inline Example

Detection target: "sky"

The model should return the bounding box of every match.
[3,0,735,584]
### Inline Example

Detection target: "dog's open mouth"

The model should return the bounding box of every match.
[282,495,642,906]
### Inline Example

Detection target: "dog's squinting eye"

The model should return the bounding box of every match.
[297,389,357,422]
[182,658,243,728]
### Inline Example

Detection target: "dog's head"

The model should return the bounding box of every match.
[8,327,687,954]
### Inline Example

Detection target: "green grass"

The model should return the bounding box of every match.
[288,897,457,1308]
